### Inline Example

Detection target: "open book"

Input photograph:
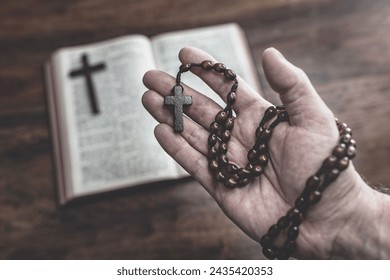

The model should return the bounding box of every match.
[45,23,260,204]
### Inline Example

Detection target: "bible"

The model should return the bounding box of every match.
[45,23,260,204]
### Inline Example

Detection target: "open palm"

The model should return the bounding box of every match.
[142,47,363,259]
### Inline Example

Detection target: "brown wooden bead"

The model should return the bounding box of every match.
[345,127,352,136]
[350,139,357,148]
[267,224,280,239]
[208,133,218,146]
[277,216,290,229]
[258,154,268,166]
[237,168,251,179]
[208,146,218,159]
[262,247,277,260]
[323,155,338,170]
[224,68,237,81]
[215,110,228,123]
[221,130,231,142]
[227,92,236,105]
[237,178,250,187]
[287,208,303,226]
[346,145,356,159]
[218,153,229,165]
[259,128,272,142]
[218,142,228,154]
[225,117,235,130]
[247,148,259,162]
[210,121,219,133]
[216,172,226,183]
[338,157,349,171]
[283,240,296,254]
[287,226,299,241]
[260,235,272,247]
[302,175,320,198]
[295,197,310,212]
[255,126,263,138]
[258,143,266,153]
[200,60,214,70]
[209,160,219,172]
[252,165,263,177]
[224,177,237,189]
[226,163,238,174]
[213,62,226,73]
[326,168,340,182]
[342,133,352,144]
[308,190,322,204]
[179,63,191,72]
[332,143,346,158]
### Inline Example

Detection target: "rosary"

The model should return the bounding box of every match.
[165,60,357,260]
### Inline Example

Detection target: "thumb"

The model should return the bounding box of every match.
[262,47,334,129]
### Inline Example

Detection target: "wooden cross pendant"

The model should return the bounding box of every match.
[69,53,106,115]
[164,85,192,132]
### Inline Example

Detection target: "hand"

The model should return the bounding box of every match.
[142,47,376,259]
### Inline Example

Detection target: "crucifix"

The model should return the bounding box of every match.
[164,85,192,132]
[69,53,106,114]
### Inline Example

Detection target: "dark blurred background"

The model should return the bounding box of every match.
[1,0,389,259]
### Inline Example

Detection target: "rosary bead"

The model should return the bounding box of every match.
[323,155,338,170]
[224,177,238,188]
[227,92,236,105]
[255,126,263,138]
[350,139,357,148]
[346,145,356,159]
[258,154,268,166]
[215,110,228,123]
[237,167,251,179]
[338,122,348,132]
[267,224,280,239]
[237,178,250,187]
[277,216,290,229]
[218,153,229,166]
[276,250,290,260]
[308,190,322,204]
[179,63,192,72]
[209,160,219,172]
[260,235,272,247]
[262,247,277,260]
[224,69,237,81]
[208,133,218,146]
[225,117,235,130]
[231,83,238,92]
[287,226,299,241]
[216,172,226,183]
[326,168,340,183]
[219,142,228,154]
[283,240,296,254]
[208,146,218,159]
[200,60,214,70]
[221,130,231,142]
[227,163,239,174]
[332,143,346,158]
[258,143,267,153]
[337,157,349,171]
[213,62,226,73]
[302,175,320,198]
[247,148,259,163]
[252,165,264,177]
[210,121,220,134]
[345,127,352,136]
[341,133,352,144]
[259,128,272,142]
[295,197,310,212]
[287,208,303,226]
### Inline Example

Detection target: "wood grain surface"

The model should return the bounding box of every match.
[1,0,389,259]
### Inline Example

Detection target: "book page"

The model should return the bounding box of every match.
[52,36,181,199]
[151,23,260,109]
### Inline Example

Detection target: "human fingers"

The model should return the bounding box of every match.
[262,48,335,131]
[154,123,216,194]
[143,69,223,130]
[179,47,271,113]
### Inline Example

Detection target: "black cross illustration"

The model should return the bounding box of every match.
[164,85,192,132]
[69,54,106,114]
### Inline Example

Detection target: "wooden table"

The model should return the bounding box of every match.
[1,0,389,259]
